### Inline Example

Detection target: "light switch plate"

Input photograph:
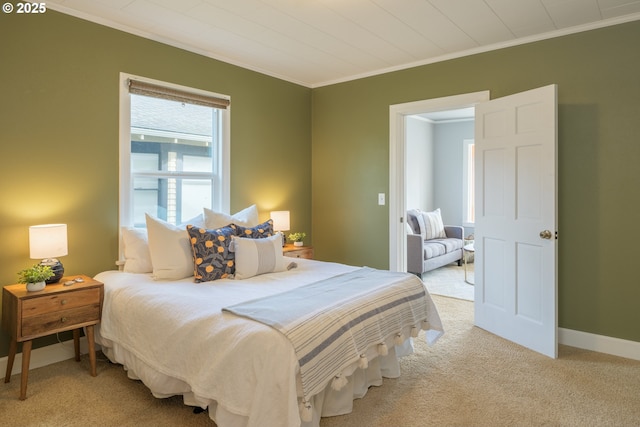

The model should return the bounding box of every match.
[378,193,385,205]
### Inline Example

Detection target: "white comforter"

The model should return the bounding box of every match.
[95,259,443,427]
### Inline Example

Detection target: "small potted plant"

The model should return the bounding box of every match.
[17,264,54,292]
[288,232,306,247]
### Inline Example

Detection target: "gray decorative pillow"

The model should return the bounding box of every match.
[406,209,423,236]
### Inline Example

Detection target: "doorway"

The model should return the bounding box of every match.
[388,91,489,273]
[404,108,476,300]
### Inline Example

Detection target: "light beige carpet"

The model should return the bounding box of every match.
[2,295,639,427]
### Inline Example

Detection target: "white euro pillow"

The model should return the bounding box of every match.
[145,214,194,280]
[121,227,153,274]
[204,205,259,229]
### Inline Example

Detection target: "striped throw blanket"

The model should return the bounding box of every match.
[223,267,442,413]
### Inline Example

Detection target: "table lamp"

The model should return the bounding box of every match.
[270,211,290,247]
[29,224,68,284]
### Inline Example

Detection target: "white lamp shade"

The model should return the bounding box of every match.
[29,224,68,259]
[270,211,290,231]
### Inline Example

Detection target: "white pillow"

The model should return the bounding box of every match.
[180,213,205,228]
[145,214,194,280]
[231,233,287,279]
[121,227,153,274]
[421,208,446,240]
[204,205,259,229]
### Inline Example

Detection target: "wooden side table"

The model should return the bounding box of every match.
[2,275,104,400]
[463,244,475,285]
[283,244,314,259]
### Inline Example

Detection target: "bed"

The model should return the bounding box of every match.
[95,209,443,427]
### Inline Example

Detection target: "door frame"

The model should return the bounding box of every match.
[389,91,490,272]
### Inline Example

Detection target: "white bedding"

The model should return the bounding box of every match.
[95,258,443,427]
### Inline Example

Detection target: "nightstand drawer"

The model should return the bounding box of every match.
[283,247,314,259]
[21,304,101,337]
[22,288,101,317]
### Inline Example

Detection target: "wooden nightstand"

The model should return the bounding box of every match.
[283,244,314,259]
[2,275,104,400]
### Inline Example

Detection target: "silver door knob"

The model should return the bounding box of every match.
[539,230,552,239]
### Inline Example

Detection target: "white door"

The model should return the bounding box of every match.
[474,84,558,358]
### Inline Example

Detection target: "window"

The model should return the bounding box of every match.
[119,74,230,228]
[462,139,475,226]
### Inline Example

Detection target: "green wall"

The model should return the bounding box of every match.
[312,21,640,343]
[0,11,311,356]
[1,9,638,359]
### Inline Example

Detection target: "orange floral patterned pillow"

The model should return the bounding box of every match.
[187,224,238,282]
[233,219,274,239]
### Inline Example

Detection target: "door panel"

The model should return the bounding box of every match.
[516,242,543,322]
[517,145,542,219]
[484,237,506,308]
[483,148,506,217]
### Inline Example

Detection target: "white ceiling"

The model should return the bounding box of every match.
[48,0,640,88]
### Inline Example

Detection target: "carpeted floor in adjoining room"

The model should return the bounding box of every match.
[2,291,639,427]
[421,262,474,301]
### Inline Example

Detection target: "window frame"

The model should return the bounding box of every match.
[118,72,230,232]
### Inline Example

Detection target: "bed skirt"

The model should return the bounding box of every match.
[100,336,415,427]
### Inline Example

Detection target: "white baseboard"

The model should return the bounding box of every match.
[0,337,91,377]
[559,328,640,361]
[1,330,637,376]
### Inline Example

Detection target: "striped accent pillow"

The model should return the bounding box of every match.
[232,233,287,279]
[421,208,446,240]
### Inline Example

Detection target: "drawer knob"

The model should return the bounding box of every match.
[61,317,68,323]
[61,299,68,305]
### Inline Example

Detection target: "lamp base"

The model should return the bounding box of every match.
[40,258,64,284]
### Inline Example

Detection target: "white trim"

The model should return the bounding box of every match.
[0,337,93,378]
[118,74,132,265]
[388,107,406,273]
[389,91,490,272]
[558,328,640,361]
[220,102,231,215]
[462,138,475,228]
